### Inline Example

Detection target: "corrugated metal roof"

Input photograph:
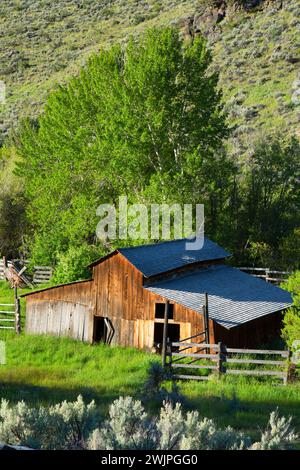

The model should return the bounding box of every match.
[118,237,230,277]
[144,264,292,329]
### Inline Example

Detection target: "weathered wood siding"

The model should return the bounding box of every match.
[92,253,214,350]
[26,300,94,342]
[25,280,95,342]
[213,311,282,348]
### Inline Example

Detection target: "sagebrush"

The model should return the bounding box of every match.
[0,395,297,450]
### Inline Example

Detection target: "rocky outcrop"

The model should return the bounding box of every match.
[183,1,284,38]
[0,442,33,450]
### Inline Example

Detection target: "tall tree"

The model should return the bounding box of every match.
[16,28,229,264]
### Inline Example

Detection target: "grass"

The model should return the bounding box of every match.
[0,279,300,436]
[0,335,157,414]
[1,0,299,150]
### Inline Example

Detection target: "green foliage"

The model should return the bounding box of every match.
[88,398,297,450]
[0,146,27,258]
[230,136,300,268]
[52,243,104,284]
[0,395,98,449]
[281,271,300,348]
[0,394,297,450]
[142,362,183,405]
[0,322,299,434]
[243,136,300,246]
[16,27,229,264]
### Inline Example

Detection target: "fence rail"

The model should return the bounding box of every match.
[167,341,291,385]
[0,301,19,332]
[0,260,52,285]
[238,267,291,284]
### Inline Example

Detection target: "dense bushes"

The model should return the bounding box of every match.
[13,26,300,277]
[52,243,104,284]
[282,271,300,349]
[16,27,230,268]
[0,395,98,450]
[0,395,297,450]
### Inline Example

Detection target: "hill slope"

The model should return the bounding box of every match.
[0,0,299,153]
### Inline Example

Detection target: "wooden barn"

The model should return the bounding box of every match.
[22,238,292,349]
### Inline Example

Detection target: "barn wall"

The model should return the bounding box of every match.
[25,298,94,343]
[213,311,283,348]
[25,280,94,306]
[92,253,213,350]
[24,280,95,342]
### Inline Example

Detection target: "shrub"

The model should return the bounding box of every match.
[0,395,297,450]
[281,271,300,349]
[142,362,183,405]
[88,396,157,450]
[52,243,104,284]
[0,395,98,450]
[88,398,297,451]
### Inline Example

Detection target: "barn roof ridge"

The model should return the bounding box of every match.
[89,237,231,277]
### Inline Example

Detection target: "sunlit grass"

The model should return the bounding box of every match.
[0,280,299,433]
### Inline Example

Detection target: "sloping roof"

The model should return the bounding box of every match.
[116,237,230,277]
[144,264,292,329]
[20,279,92,297]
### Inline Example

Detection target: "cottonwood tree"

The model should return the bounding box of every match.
[16,28,230,265]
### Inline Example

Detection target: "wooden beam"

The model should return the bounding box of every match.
[162,300,169,368]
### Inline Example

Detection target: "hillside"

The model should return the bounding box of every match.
[0,0,300,153]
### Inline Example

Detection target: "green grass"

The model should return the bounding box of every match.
[0,335,157,414]
[0,279,300,436]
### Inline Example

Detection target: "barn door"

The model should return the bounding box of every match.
[93,316,114,344]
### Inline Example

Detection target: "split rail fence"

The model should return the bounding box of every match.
[167,340,291,385]
[0,260,53,285]
[238,267,290,285]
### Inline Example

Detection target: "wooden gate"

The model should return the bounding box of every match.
[167,340,291,385]
[0,299,20,333]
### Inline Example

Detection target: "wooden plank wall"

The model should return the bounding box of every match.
[24,254,214,350]
[213,311,282,348]
[26,299,94,343]
[26,280,94,306]
[92,253,211,351]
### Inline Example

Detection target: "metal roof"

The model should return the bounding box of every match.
[144,264,292,329]
[118,237,230,277]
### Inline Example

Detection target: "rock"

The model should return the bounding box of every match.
[0,442,33,450]
[286,56,300,64]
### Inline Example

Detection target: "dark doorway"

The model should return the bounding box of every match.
[93,316,107,343]
[155,303,174,319]
[153,322,180,352]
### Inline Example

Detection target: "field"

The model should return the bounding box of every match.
[0,280,300,440]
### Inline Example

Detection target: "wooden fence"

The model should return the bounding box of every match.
[0,296,21,334]
[238,267,291,284]
[0,260,53,285]
[167,341,291,385]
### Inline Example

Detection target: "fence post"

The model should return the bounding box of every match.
[218,342,226,378]
[204,293,210,353]
[284,349,291,386]
[265,268,270,282]
[166,337,172,373]
[14,286,21,335]
[162,300,169,368]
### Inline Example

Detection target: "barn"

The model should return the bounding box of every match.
[22,238,292,349]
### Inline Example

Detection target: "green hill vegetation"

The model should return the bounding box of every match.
[0,0,299,273]
[0,0,299,145]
